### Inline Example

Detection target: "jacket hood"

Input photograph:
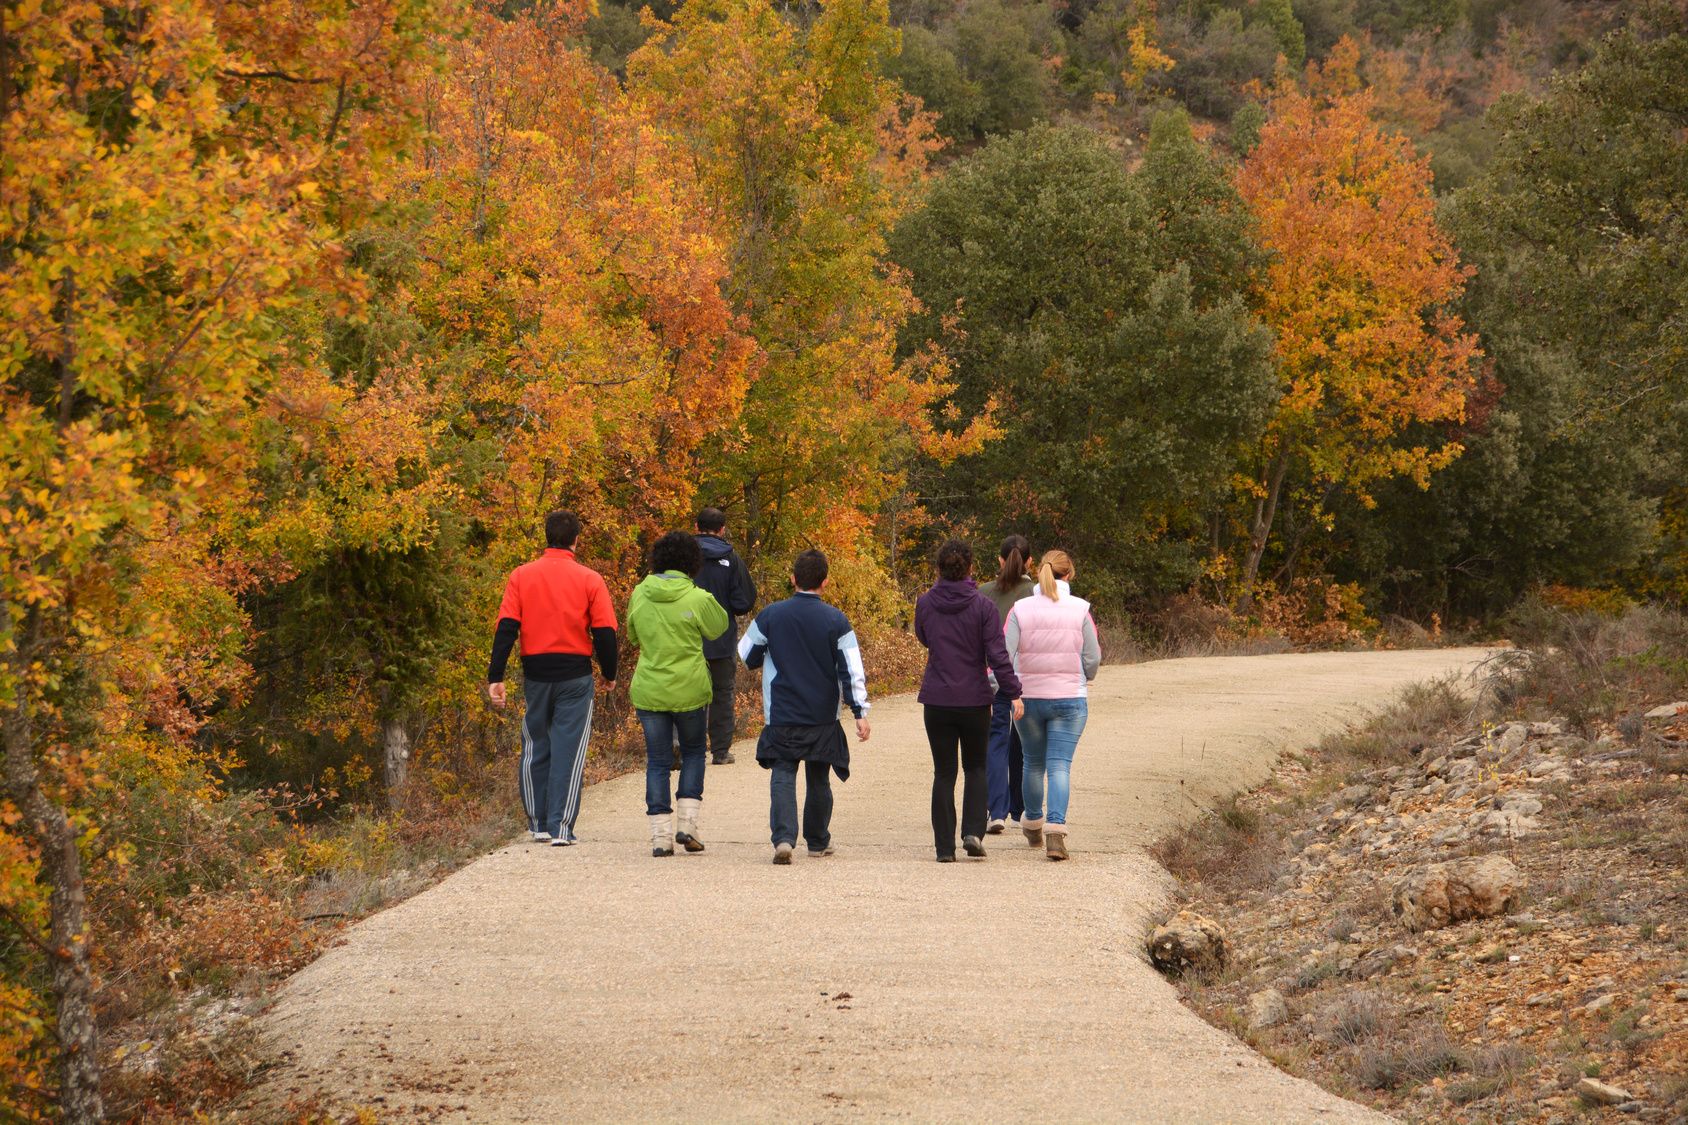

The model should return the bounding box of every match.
[637,571,695,603]
[698,535,733,560]
[926,578,981,615]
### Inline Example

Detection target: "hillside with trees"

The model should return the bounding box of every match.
[1,0,1683,1116]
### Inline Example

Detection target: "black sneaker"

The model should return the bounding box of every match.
[936,853,957,863]
[962,836,986,858]
[711,750,736,765]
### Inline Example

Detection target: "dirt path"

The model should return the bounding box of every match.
[258,648,1492,1122]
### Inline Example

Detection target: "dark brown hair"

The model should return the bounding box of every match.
[545,510,581,549]
[793,549,828,591]
[936,538,973,582]
[995,533,1030,595]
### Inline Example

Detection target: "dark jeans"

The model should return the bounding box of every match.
[987,691,1024,821]
[705,656,737,758]
[769,759,833,851]
[924,704,991,856]
[640,707,706,815]
[521,676,595,841]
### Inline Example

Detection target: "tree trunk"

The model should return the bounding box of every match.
[1236,448,1291,616]
[742,476,761,570]
[382,718,411,809]
[2,649,105,1123]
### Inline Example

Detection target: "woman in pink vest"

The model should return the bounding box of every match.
[1003,549,1100,861]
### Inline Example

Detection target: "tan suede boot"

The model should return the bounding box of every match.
[1045,825,1069,861]
[1021,817,1045,848]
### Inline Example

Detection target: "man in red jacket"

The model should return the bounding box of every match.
[487,511,618,846]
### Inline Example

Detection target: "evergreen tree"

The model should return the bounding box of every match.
[891,124,1276,601]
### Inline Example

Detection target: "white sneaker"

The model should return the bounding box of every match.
[531,831,553,843]
[550,834,575,847]
[986,818,1006,835]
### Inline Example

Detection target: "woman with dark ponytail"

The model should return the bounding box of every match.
[914,539,1022,861]
[983,535,1034,833]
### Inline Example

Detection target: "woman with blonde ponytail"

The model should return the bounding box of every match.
[1003,549,1100,861]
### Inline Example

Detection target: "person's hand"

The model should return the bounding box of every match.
[1011,698,1025,721]
[854,717,871,742]
[600,678,616,693]
[487,682,507,709]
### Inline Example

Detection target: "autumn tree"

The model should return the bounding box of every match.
[628,0,989,601]
[0,0,456,1112]
[1231,43,1479,610]
[0,4,322,1116]
[231,0,759,801]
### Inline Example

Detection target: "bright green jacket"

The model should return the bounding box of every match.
[626,571,730,712]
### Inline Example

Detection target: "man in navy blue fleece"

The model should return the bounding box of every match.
[737,549,871,865]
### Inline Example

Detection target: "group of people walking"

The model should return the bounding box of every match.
[487,510,1097,864]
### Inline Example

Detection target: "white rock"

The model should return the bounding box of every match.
[1247,987,1289,1030]
[1500,795,1544,817]
[1645,701,1686,720]
[1575,1077,1633,1105]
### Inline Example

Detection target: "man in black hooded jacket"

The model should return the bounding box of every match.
[694,508,757,763]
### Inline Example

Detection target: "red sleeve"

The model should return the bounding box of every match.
[496,570,522,623]
[588,573,618,629]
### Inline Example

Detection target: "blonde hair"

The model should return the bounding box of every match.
[1038,549,1074,601]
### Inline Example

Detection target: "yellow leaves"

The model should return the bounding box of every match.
[1122,23,1175,91]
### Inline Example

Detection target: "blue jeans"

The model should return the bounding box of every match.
[987,691,1024,821]
[639,707,707,815]
[1014,697,1088,826]
[521,676,595,841]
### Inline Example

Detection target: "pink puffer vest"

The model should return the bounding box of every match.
[1011,587,1092,699]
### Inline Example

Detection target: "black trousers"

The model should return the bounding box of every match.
[924,704,991,856]
[770,759,834,850]
[705,655,737,758]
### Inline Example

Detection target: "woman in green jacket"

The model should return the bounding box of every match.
[626,531,730,856]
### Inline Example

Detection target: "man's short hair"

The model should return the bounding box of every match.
[545,510,581,549]
[650,531,703,577]
[696,507,727,533]
[792,549,828,591]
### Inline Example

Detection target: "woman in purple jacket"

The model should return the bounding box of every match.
[915,539,1024,862]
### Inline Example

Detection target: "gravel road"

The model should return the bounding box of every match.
[257,647,1492,1122]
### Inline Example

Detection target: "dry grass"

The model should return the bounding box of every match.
[1152,603,1688,1123]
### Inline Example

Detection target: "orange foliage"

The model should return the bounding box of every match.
[630,0,995,579]
[1230,41,1479,606]
[1239,45,1480,500]
[409,5,756,586]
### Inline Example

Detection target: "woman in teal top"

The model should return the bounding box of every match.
[626,531,729,856]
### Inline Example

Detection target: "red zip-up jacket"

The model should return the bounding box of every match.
[487,549,618,683]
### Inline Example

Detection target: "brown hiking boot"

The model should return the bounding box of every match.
[1045,831,1069,861]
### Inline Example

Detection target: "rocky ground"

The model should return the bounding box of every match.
[1152,682,1688,1123]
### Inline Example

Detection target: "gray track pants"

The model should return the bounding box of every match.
[521,676,594,841]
